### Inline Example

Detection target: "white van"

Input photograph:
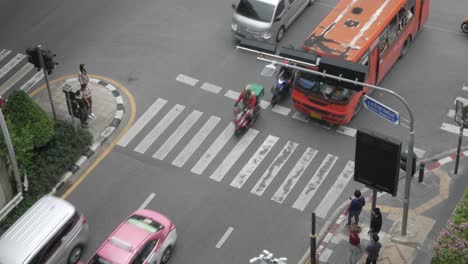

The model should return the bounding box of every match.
[0,195,89,264]
[232,0,314,43]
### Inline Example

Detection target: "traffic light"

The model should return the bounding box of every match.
[41,49,58,75]
[400,151,417,176]
[25,48,41,69]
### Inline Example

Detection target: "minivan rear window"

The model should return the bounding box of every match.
[236,0,275,23]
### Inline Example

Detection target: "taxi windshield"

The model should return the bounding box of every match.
[236,0,275,23]
[296,71,354,103]
[127,215,163,233]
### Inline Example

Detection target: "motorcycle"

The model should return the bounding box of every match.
[233,83,264,135]
[270,75,291,107]
[462,17,468,33]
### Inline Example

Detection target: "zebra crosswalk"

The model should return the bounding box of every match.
[0,49,44,97]
[118,97,361,218]
[441,93,468,137]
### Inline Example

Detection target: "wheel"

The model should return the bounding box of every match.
[161,246,173,264]
[276,26,286,42]
[462,22,468,33]
[271,94,278,107]
[308,0,316,6]
[400,36,412,57]
[68,245,83,264]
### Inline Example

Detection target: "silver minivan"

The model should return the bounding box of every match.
[232,0,314,43]
[0,195,89,264]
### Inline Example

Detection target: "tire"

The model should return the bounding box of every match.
[68,245,83,264]
[161,246,173,264]
[400,36,412,58]
[276,26,286,42]
[462,22,468,33]
[308,0,316,6]
[271,94,278,107]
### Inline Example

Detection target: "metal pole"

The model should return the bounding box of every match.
[311,213,316,264]
[0,109,22,194]
[454,121,464,174]
[36,45,57,122]
[241,52,415,236]
[371,189,377,211]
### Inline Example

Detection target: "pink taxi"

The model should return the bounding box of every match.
[84,209,177,264]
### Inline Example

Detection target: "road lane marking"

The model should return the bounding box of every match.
[153,110,202,160]
[315,161,354,218]
[224,90,240,100]
[19,71,43,92]
[0,49,11,62]
[216,227,234,248]
[271,147,317,204]
[336,126,357,137]
[251,141,298,196]
[413,147,426,158]
[200,82,222,94]
[292,154,338,211]
[176,74,198,86]
[59,74,137,199]
[292,111,309,122]
[139,193,156,209]
[453,96,468,105]
[271,105,291,116]
[118,98,167,147]
[0,54,25,80]
[191,123,234,175]
[134,104,185,154]
[441,123,468,136]
[172,116,220,167]
[230,135,279,189]
[210,129,258,182]
[447,109,455,118]
[259,100,270,109]
[0,63,33,94]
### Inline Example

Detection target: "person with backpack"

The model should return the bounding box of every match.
[347,190,366,226]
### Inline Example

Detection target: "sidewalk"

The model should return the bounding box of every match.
[31,75,125,194]
[301,149,468,264]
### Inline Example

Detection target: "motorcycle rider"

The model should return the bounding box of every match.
[235,86,257,122]
[276,64,293,93]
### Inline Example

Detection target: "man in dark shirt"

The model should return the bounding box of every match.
[369,207,382,235]
[347,190,366,226]
[365,234,382,264]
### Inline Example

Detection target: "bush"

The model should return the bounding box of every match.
[431,188,468,264]
[0,120,92,234]
[0,90,55,170]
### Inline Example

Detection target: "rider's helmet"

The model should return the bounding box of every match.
[243,87,252,98]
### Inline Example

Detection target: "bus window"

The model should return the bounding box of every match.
[398,8,407,31]
[379,28,389,59]
[388,15,398,43]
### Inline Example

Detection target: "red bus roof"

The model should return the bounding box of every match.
[303,0,406,62]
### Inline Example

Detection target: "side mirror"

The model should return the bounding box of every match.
[232,3,236,9]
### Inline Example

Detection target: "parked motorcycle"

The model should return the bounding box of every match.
[462,17,468,33]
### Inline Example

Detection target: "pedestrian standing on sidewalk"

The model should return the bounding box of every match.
[365,234,382,264]
[368,207,382,236]
[74,89,88,128]
[78,64,95,119]
[348,223,362,264]
[347,190,366,227]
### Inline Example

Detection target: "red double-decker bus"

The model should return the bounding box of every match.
[291,0,430,125]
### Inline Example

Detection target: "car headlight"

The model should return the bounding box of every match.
[261,31,272,39]
[232,23,238,31]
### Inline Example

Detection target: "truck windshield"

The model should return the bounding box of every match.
[236,0,275,23]
[296,71,354,103]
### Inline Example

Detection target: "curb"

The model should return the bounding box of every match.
[298,147,468,264]
[49,78,125,195]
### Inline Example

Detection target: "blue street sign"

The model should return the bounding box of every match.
[363,95,400,125]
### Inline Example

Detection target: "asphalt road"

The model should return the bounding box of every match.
[1,0,468,263]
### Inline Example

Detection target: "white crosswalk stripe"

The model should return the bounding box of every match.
[0,49,11,62]
[315,161,354,218]
[210,129,259,182]
[172,116,221,167]
[191,123,234,175]
[251,141,298,196]
[230,135,279,189]
[119,98,168,147]
[271,147,318,204]
[134,104,185,154]
[153,110,203,160]
[292,154,338,211]
[0,63,33,94]
[0,54,25,80]
[441,122,468,136]
[20,71,43,92]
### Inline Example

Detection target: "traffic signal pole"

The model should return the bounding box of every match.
[36,45,57,122]
[236,45,415,236]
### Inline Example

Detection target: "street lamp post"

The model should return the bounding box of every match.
[237,46,415,236]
